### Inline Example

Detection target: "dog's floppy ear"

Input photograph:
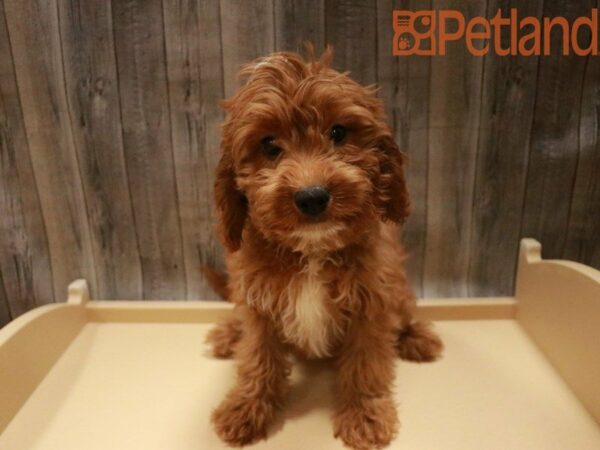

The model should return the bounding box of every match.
[376,134,411,223]
[214,150,247,252]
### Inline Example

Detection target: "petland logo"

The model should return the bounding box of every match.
[393,9,599,56]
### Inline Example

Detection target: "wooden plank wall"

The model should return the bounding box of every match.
[0,0,599,325]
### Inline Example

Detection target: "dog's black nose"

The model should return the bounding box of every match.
[294,186,330,217]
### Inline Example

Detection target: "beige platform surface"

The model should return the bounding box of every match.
[1,319,599,450]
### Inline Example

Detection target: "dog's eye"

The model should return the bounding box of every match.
[261,136,282,158]
[330,125,347,144]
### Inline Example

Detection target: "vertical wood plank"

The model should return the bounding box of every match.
[163,0,225,299]
[57,0,143,299]
[1,0,54,317]
[0,254,9,329]
[324,0,377,85]
[220,0,275,98]
[520,0,594,259]
[4,0,96,300]
[0,270,9,327]
[274,0,325,53]
[564,45,600,269]
[468,0,542,296]
[376,0,431,297]
[423,0,486,297]
[112,0,186,299]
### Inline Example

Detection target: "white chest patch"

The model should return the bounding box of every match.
[281,260,337,357]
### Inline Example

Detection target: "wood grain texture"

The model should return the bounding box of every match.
[0,270,10,327]
[57,0,143,299]
[112,0,186,299]
[220,0,275,98]
[564,44,600,268]
[3,0,96,301]
[274,0,325,52]
[324,0,377,86]
[468,0,542,296]
[376,0,431,297]
[0,1,599,321]
[163,0,225,299]
[423,0,486,297]
[0,0,54,318]
[520,0,595,259]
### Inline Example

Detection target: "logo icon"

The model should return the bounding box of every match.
[393,10,436,55]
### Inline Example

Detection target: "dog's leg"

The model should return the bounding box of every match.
[206,317,243,358]
[393,291,444,363]
[396,320,444,363]
[212,310,290,446]
[332,317,399,450]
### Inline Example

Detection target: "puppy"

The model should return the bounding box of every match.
[207,47,443,450]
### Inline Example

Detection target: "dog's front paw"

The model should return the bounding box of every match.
[333,397,398,450]
[212,394,274,446]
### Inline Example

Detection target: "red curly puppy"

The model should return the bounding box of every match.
[207,47,443,450]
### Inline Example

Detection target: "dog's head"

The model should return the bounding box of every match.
[215,47,410,254]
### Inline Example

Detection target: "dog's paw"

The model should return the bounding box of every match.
[206,319,242,358]
[333,397,398,450]
[396,320,444,363]
[212,395,274,446]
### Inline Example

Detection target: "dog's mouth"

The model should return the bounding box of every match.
[288,222,346,253]
[291,222,343,239]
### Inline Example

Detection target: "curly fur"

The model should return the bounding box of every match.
[207,46,443,450]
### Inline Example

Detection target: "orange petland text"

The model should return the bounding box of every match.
[393,8,599,56]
